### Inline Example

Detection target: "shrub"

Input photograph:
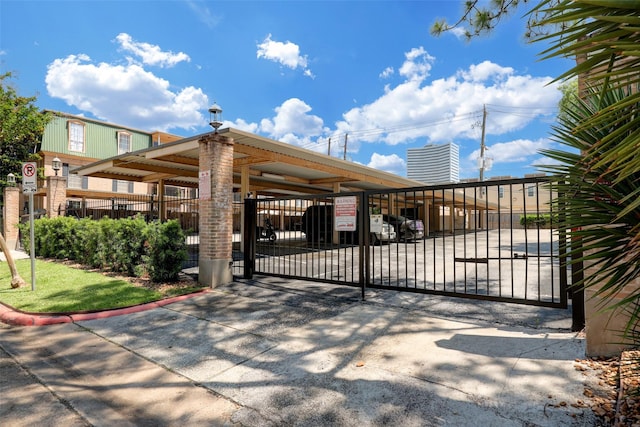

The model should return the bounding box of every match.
[73,218,102,267]
[144,220,187,282]
[18,215,188,283]
[110,216,147,276]
[20,216,77,259]
[520,215,546,229]
[520,214,561,229]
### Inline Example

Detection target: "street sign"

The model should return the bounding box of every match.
[22,162,37,193]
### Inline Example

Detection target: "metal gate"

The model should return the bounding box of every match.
[242,177,570,309]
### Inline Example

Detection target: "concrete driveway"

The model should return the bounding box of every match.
[1,276,600,426]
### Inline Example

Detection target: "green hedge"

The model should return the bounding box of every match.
[519,214,558,229]
[19,216,187,282]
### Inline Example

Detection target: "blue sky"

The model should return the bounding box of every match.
[1,0,573,180]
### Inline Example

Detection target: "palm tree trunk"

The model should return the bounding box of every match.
[0,233,26,288]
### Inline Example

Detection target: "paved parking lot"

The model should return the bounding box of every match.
[1,276,597,426]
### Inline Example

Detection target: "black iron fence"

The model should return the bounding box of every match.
[365,177,567,308]
[242,177,571,309]
[241,193,365,285]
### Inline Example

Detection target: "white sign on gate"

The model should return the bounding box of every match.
[22,162,37,193]
[334,196,357,231]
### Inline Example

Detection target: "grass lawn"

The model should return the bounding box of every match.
[0,259,206,313]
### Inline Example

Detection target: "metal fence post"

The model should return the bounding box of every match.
[243,197,257,279]
[359,192,367,300]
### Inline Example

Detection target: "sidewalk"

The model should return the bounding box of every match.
[0,277,602,426]
[0,249,30,262]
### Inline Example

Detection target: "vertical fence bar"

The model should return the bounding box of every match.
[359,192,366,299]
[473,186,482,294]
[243,197,256,279]
[483,182,489,296]
[510,182,515,298]
[536,181,542,302]
[497,183,503,297]
[451,188,457,293]
[432,188,437,290]
[422,189,428,290]
[462,187,468,293]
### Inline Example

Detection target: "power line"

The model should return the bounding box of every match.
[298,103,558,153]
[300,110,484,151]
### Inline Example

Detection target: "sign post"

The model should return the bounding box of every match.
[22,162,37,291]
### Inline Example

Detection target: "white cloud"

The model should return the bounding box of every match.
[230,98,330,151]
[45,53,208,131]
[460,138,555,176]
[334,48,560,147]
[232,47,561,174]
[460,60,513,82]
[379,66,394,79]
[468,138,553,164]
[398,47,434,81]
[259,98,325,140]
[115,33,190,68]
[368,153,406,175]
[185,0,222,29]
[257,34,314,78]
[449,27,467,40]
[229,118,259,134]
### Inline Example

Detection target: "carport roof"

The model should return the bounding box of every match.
[73,127,427,195]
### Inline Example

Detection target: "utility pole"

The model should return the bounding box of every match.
[343,134,348,160]
[479,104,487,182]
[327,137,331,156]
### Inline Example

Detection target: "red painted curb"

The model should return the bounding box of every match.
[0,289,210,327]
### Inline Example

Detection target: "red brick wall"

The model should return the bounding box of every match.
[198,133,234,286]
[46,176,67,218]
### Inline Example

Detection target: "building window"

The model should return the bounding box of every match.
[527,186,535,197]
[165,186,185,197]
[112,179,134,193]
[498,187,504,199]
[68,121,85,152]
[117,131,131,154]
[64,164,88,190]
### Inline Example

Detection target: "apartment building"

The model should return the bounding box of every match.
[406,142,460,184]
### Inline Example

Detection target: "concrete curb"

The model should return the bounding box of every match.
[0,289,210,327]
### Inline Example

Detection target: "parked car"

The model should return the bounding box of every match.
[301,205,395,245]
[371,221,396,245]
[383,214,424,241]
[301,205,336,244]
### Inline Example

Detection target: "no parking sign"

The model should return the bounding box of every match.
[21,162,38,291]
[22,162,37,193]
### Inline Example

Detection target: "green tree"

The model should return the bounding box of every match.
[0,72,51,288]
[557,78,579,123]
[430,0,561,41]
[0,72,50,187]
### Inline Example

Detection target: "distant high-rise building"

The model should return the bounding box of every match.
[407,142,460,184]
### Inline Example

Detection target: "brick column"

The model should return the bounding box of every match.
[46,176,67,218]
[3,186,21,250]
[198,132,234,287]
